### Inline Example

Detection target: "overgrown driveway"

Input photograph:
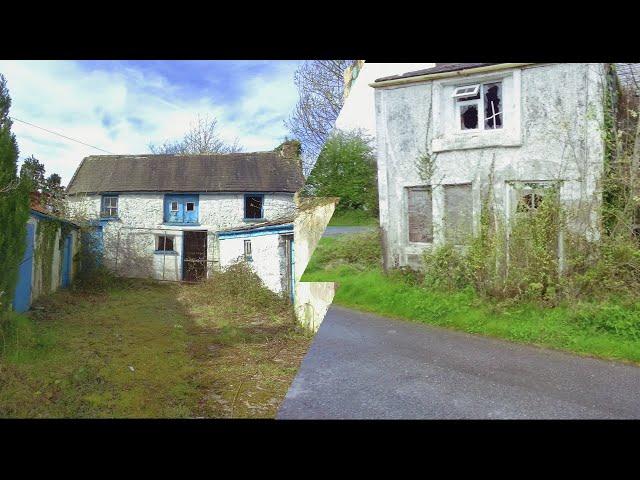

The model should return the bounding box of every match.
[278,306,640,419]
[0,269,311,418]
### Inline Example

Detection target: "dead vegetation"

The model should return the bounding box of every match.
[179,262,311,417]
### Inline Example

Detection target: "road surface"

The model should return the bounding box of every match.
[278,306,640,419]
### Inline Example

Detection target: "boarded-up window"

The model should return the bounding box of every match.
[444,184,473,244]
[407,187,433,243]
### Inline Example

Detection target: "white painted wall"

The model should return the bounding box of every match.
[66,192,297,284]
[218,231,291,294]
[374,63,607,269]
[335,63,435,137]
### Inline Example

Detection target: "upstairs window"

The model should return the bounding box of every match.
[164,195,199,224]
[244,194,264,220]
[101,195,118,218]
[453,81,503,131]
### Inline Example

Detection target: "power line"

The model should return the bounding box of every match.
[9,116,116,155]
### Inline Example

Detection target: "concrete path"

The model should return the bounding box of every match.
[322,226,375,237]
[277,306,640,419]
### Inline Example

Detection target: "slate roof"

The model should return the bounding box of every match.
[375,63,499,83]
[66,150,305,195]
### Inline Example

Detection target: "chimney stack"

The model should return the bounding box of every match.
[276,140,302,169]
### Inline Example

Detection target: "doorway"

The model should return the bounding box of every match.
[183,231,207,282]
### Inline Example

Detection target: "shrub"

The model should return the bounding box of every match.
[183,261,292,322]
[422,244,472,291]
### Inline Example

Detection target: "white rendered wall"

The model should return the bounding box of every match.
[374,63,607,269]
[218,232,289,294]
[335,63,435,137]
[66,192,297,283]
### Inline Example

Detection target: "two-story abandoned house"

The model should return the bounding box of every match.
[372,63,611,270]
[65,141,304,297]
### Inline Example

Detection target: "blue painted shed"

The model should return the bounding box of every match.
[12,209,80,313]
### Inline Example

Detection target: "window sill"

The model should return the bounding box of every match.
[163,222,201,226]
[243,218,266,223]
[432,130,521,152]
[154,250,178,255]
[99,216,120,221]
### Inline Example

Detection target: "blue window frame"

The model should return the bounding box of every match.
[244,194,264,220]
[101,195,119,218]
[164,194,199,224]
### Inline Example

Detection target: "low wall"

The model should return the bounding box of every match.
[293,197,339,331]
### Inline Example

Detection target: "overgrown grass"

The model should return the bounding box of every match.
[0,264,311,418]
[302,232,640,364]
[327,209,378,227]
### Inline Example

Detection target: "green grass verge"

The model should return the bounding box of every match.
[302,234,640,365]
[327,210,378,226]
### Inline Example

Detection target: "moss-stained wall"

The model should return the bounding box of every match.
[29,213,79,304]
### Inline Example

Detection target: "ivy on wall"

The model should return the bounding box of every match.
[34,218,60,294]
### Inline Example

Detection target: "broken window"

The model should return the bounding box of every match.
[101,195,118,217]
[244,239,252,260]
[514,182,554,214]
[453,81,503,131]
[444,184,473,245]
[244,194,264,219]
[407,186,433,243]
[156,235,175,252]
[186,202,195,212]
[484,82,503,129]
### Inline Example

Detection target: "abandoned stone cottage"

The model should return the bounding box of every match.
[65,142,304,297]
[371,63,611,270]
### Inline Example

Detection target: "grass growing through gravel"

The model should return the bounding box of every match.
[301,232,640,364]
[0,264,311,418]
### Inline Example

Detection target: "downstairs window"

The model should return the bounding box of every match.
[156,235,175,252]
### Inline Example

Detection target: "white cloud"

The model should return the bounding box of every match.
[0,60,301,184]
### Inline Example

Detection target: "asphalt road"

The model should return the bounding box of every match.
[277,306,640,419]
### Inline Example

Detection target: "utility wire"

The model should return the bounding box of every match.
[9,116,116,155]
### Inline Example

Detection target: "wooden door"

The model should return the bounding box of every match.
[183,231,207,282]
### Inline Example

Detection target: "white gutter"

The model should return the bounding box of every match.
[369,63,536,88]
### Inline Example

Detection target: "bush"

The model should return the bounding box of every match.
[311,230,382,272]
[422,244,472,291]
[183,261,292,321]
[571,302,640,339]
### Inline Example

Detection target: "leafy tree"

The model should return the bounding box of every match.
[149,114,242,155]
[0,74,31,311]
[303,129,378,215]
[20,154,46,193]
[285,60,353,174]
[44,173,66,214]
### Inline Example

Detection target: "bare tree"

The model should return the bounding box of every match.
[149,114,243,155]
[285,60,353,174]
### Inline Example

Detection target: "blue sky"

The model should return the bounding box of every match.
[0,60,303,184]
